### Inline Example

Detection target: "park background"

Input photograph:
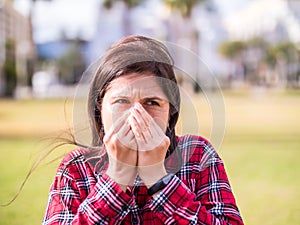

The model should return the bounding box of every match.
[0,0,300,224]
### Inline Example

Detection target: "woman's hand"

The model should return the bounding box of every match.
[103,112,138,191]
[129,103,170,187]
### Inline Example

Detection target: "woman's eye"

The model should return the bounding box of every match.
[145,100,159,106]
[115,99,130,104]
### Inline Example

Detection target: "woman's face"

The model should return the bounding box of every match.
[101,73,170,134]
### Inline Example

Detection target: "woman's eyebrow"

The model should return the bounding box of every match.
[110,95,130,99]
[142,96,167,102]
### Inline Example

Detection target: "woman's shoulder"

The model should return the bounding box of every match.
[56,147,104,178]
[50,148,101,196]
[59,147,108,175]
[60,148,91,166]
[177,134,213,149]
[176,134,218,163]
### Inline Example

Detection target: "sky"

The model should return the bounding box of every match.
[13,0,250,43]
[14,0,100,42]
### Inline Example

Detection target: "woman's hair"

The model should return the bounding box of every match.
[87,36,181,157]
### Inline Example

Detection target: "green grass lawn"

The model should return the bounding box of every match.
[0,90,299,224]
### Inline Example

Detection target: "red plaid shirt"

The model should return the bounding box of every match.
[43,135,243,224]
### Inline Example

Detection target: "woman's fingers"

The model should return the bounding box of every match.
[133,103,152,127]
[103,110,130,143]
[133,103,165,139]
[119,119,138,150]
[129,115,167,154]
[130,112,153,144]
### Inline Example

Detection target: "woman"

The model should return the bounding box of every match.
[43,36,243,224]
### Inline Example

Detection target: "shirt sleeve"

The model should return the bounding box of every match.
[42,162,135,225]
[149,147,244,224]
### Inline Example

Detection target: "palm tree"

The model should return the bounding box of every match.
[163,0,205,18]
[163,0,205,44]
[265,42,298,87]
[218,40,247,83]
[163,0,207,92]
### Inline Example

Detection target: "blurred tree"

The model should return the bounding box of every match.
[3,40,17,97]
[219,38,300,87]
[218,40,248,84]
[265,42,299,87]
[163,0,205,18]
[219,38,272,84]
[244,37,269,85]
[163,0,207,92]
[103,0,143,36]
[271,42,297,62]
[57,39,86,84]
[218,41,246,59]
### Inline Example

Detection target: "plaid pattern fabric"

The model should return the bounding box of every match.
[42,135,243,224]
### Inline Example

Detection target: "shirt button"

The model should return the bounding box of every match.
[121,205,128,211]
[157,206,164,213]
[132,218,139,224]
[134,186,139,194]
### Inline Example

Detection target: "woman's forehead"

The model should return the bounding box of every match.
[106,73,167,97]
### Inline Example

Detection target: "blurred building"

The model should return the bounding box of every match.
[0,0,34,96]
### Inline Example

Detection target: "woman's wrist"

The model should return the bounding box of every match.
[105,164,136,191]
[138,163,167,188]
